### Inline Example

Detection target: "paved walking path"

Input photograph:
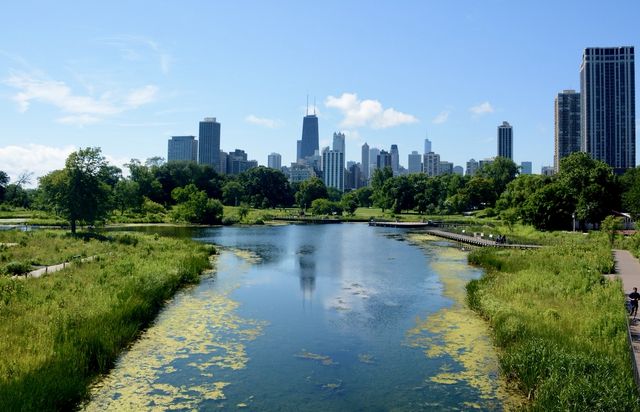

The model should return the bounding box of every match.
[612,250,640,390]
[13,255,98,279]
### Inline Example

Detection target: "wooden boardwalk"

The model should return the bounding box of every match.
[612,250,640,392]
[369,221,540,249]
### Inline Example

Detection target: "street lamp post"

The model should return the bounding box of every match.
[572,212,576,232]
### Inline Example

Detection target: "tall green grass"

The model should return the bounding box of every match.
[467,233,639,410]
[0,231,213,411]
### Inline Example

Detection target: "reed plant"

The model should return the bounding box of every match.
[0,231,213,411]
[467,233,639,410]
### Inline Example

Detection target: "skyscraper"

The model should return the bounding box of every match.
[554,90,581,171]
[408,151,422,174]
[520,161,532,175]
[369,147,380,178]
[361,143,370,182]
[424,137,432,154]
[168,136,198,162]
[390,144,399,175]
[423,152,440,176]
[377,150,392,170]
[268,153,282,169]
[198,117,221,171]
[332,132,345,154]
[497,121,513,159]
[581,47,636,172]
[322,150,345,191]
[466,159,479,176]
[300,113,319,160]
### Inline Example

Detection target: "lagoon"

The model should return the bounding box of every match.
[87,224,508,410]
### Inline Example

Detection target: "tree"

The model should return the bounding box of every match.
[476,157,519,204]
[295,177,328,210]
[0,170,8,202]
[238,166,292,208]
[113,179,142,214]
[222,180,244,206]
[341,192,359,216]
[353,186,373,207]
[621,167,640,220]
[557,152,619,227]
[371,167,394,211]
[170,184,223,224]
[310,198,342,216]
[39,148,114,234]
[601,215,621,246]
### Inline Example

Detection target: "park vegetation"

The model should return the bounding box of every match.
[467,231,640,410]
[0,230,214,411]
[2,148,638,231]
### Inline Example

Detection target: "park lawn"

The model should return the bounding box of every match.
[0,231,213,411]
[467,232,639,410]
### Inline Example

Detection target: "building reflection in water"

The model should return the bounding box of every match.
[297,245,316,309]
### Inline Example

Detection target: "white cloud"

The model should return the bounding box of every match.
[4,72,159,124]
[324,92,418,129]
[469,101,495,116]
[245,114,282,128]
[432,110,450,124]
[99,35,172,75]
[0,144,76,186]
[125,85,159,107]
[57,114,101,126]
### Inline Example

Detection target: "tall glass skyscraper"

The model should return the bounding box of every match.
[361,142,370,181]
[198,117,221,171]
[580,47,635,172]
[554,90,581,171]
[168,136,198,162]
[300,114,319,160]
[390,144,399,175]
[497,121,513,160]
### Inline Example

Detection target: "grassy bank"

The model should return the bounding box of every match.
[0,230,213,411]
[467,233,639,410]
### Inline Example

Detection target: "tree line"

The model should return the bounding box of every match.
[1,147,639,232]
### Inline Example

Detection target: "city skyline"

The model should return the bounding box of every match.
[0,2,638,184]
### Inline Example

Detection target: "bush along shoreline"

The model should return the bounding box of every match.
[466,234,640,410]
[0,231,214,411]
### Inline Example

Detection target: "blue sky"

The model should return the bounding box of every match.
[0,1,637,183]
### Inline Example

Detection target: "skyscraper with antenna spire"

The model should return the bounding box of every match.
[299,96,319,160]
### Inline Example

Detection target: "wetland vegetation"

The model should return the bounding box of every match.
[0,230,213,411]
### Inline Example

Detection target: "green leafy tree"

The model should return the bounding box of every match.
[0,170,8,202]
[39,148,114,234]
[113,179,142,214]
[621,167,640,220]
[341,191,359,216]
[222,180,244,206]
[310,198,343,215]
[326,187,343,202]
[295,177,328,210]
[601,215,621,246]
[476,157,519,204]
[520,182,574,230]
[371,167,394,211]
[353,186,373,207]
[170,184,223,224]
[238,166,292,208]
[557,152,619,227]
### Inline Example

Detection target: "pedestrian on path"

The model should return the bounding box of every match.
[629,287,640,319]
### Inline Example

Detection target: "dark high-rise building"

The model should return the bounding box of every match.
[390,144,399,175]
[168,136,198,162]
[198,117,221,171]
[497,121,513,160]
[581,47,635,172]
[361,142,370,182]
[377,150,392,170]
[300,114,319,160]
[554,90,581,171]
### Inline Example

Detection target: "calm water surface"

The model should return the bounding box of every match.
[87,224,506,410]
